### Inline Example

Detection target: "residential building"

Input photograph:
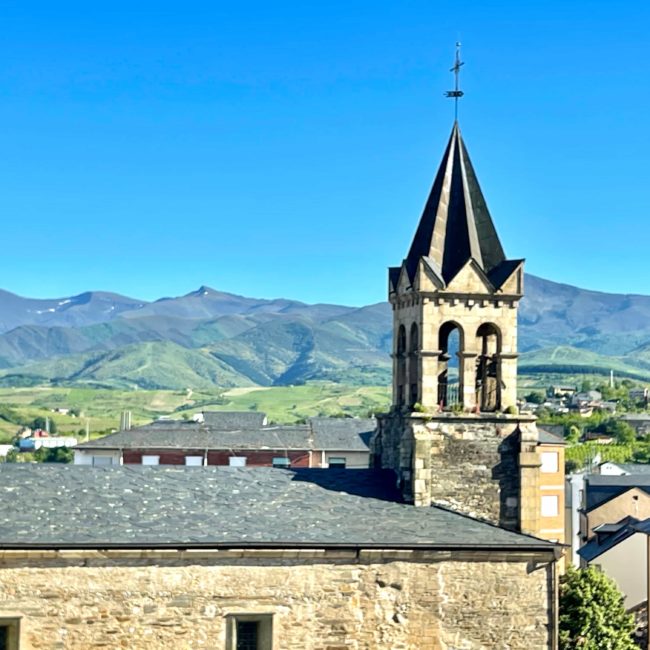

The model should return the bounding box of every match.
[580,475,650,541]
[74,412,374,469]
[578,516,647,610]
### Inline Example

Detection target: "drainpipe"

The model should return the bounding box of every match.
[552,558,559,650]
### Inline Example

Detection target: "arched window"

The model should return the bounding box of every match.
[475,323,502,412]
[408,323,419,406]
[438,322,464,408]
[396,325,407,406]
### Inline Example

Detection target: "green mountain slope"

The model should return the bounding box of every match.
[2,341,253,390]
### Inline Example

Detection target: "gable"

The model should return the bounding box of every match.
[588,486,650,516]
[444,259,494,294]
[496,263,524,294]
[414,257,445,292]
[396,264,412,295]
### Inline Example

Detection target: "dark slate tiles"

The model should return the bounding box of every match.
[0,466,554,549]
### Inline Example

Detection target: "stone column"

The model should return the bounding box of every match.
[519,421,541,536]
[420,351,440,411]
[500,353,518,409]
[459,351,478,411]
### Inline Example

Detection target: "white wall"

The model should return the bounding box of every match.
[589,532,647,610]
[316,451,370,469]
[74,450,122,466]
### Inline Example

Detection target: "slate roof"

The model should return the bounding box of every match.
[0,465,556,550]
[75,415,375,453]
[578,516,641,562]
[202,411,267,430]
[618,463,650,475]
[401,122,520,287]
[309,417,375,451]
[585,475,650,511]
[538,428,566,445]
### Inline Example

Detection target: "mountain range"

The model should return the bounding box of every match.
[1,275,650,389]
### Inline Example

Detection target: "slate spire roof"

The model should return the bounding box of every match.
[403,121,509,284]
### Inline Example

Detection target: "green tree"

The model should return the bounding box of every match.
[30,417,57,434]
[559,566,636,650]
[525,391,545,404]
[566,425,581,444]
[33,447,73,463]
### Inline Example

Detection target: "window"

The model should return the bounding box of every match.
[185,456,203,466]
[142,455,160,466]
[91,456,113,466]
[272,457,290,469]
[541,495,559,517]
[0,618,20,650]
[540,451,559,473]
[229,457,247,467]
[328,457,346,469]
[225,614,272,650]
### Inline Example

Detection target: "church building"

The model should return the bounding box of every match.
[0,60,564,647]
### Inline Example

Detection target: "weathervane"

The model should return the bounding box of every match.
[445,42,464,121]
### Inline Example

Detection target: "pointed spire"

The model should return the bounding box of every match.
[404,122,507,284]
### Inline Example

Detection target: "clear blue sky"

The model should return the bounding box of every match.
[1,1,649,305]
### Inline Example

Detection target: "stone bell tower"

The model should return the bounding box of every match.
[373,120,565,543]
[389,121,523,413]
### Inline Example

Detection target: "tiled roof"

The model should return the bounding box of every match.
[75,415,374,453]
[0,465,556,550]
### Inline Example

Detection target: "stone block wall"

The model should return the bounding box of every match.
[0,549,555,649]
[374,413,542,534]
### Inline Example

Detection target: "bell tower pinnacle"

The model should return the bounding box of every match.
[389,119,524,414]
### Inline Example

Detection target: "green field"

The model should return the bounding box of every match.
[0,383,392,443]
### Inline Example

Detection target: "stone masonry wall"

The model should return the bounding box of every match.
[0,550,554,650]
[374,413,541,533]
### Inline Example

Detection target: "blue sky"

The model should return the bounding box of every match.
[1,1,649,305]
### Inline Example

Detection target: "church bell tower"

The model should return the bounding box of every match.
[372,47,565,543]
[389,121,524,414]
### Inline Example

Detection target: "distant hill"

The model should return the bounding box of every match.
[1,275,650,388]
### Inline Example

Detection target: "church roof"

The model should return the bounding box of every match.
[0,465,556,551]
[404,122,511,285]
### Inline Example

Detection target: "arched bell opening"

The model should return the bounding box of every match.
[396,324,407,406]
[438,321,464,409]
[408,323,419,406]
[475,323,502,412]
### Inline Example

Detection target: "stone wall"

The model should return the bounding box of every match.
[374,412,542,533]
[0,549,555,649]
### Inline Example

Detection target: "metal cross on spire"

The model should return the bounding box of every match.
[445,42,465,121]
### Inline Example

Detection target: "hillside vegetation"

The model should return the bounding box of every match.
[2,275,650,389]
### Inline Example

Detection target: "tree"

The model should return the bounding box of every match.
[566,425,581,444]
[33,447,73,463]
[559,566,636,650]
[525,391,545,404]
[30,417,57,434]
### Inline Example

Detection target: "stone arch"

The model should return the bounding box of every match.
[408,322,419,406]
[396,324,407,406]
[475,323,502,412]
[438,321,464,408]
